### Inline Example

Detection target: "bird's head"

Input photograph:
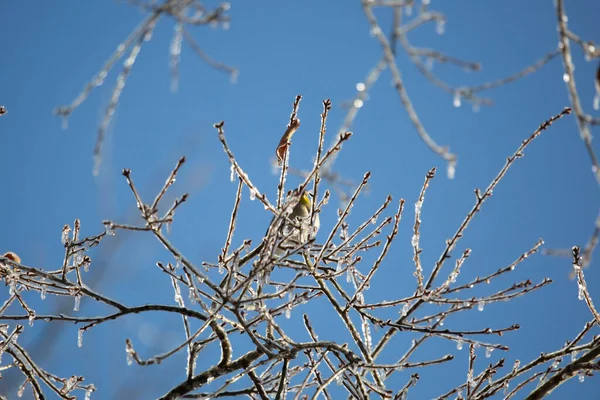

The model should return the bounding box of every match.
[299,192,312,209]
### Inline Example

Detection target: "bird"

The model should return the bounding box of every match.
[271,189,320,256]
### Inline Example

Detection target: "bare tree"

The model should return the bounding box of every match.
[1,1,599,399]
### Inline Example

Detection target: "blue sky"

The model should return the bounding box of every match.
[1,1,599,399]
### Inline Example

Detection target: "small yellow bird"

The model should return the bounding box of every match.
[267,190,320,256]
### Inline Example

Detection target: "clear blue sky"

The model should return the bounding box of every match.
[1,1,599,399]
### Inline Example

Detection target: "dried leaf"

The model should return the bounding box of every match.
[3,251,21,264]
[276,118,300,165]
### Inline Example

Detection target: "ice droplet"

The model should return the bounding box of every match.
[456,339,463,350]
[41,284,47,300]
[249,189,257,201]
[578,284,584,300]
[562,73,570,83]
[230,164,235,182]
[28,312,35,327]
[285,306,292,319]
[356,82,366,92]
[578,373,585,383]
[104,222,116,236]
[353,99,364,108]
[453,91,462,108]
[593,93,599,111]
[75,252,84,266]
[477,301,485,311]
[485,347,493,358]
[369,26,382,37]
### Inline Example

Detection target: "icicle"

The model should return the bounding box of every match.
[336,259,344,273]
[40,283,47,300]
[78,329,84,348]
[456,338,464,350]
[85,386,95,400]
[61,225,71,244]
[73,295,81,311]
[485,347,493,358]
[189,287,197,304]
[230,70,239,84]
[28,312,35,327]
[436,19,446,35]
[401,303,410,316]
[447,160,456,180]
[230,164,235,182]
